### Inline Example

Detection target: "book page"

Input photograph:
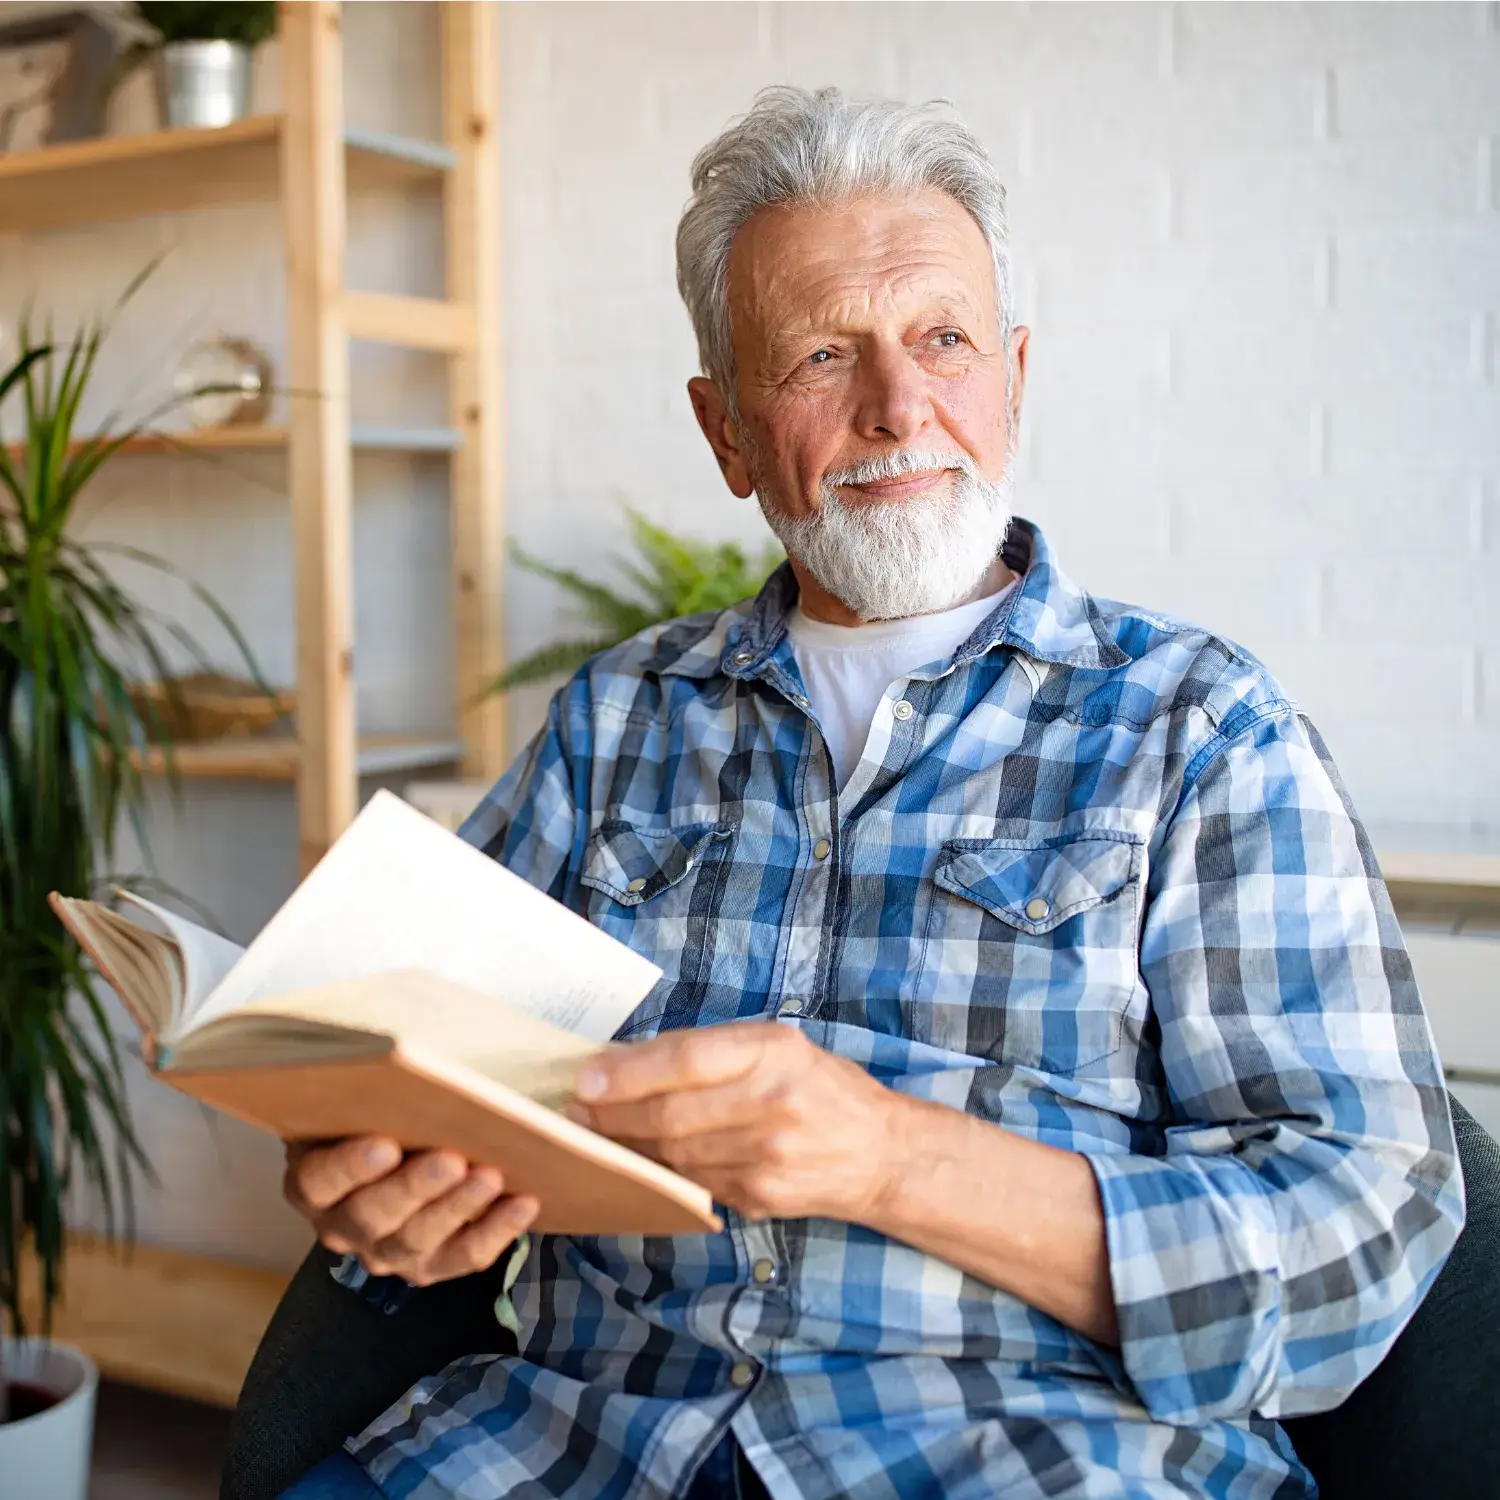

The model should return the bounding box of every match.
[50,896,179,1038]
[189,791,662,1044]
[178,972,608,1109]
[113,891,246,1033]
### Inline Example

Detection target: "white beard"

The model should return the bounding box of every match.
[754,447,1014,622]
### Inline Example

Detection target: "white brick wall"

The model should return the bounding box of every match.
[7,2,1496,1261]
[500,0,1500,830]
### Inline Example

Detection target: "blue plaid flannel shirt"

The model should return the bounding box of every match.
[344,519,1463,1499]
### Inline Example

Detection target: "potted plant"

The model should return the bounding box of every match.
[0,300,263,1498]
[406,511,781,830]
[129,2,277,130]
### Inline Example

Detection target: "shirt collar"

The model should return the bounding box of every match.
[658,517,1127,681]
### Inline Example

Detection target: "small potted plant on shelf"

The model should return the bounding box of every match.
[406,511,782,830]
[0,298,263,1500]
[130,2,277,131]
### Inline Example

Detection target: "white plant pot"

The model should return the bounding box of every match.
[157,39,254,130]
[0,1337,98,1500]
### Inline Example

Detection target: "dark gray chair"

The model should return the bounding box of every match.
[1279,1096,1500,1498]
[222,1097,1500,1500]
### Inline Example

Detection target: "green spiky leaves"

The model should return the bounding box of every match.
[490,511,782,694]
[0,288,263,1335]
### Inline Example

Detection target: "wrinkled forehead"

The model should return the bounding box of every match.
[725,188,999,357]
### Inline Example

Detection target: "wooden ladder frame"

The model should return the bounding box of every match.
[279,1,505,873]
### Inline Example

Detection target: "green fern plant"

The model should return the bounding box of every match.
[0,288,266,1337]
[490,510,782,693]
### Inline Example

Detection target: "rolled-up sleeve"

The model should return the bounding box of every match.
[1087,702,1464,1426]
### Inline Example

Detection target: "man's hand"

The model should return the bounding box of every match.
[283,1136,539,1286]
[567,1021,909,1223]
[571,1021,1118,1344]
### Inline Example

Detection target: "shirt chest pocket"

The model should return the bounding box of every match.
[920,832,1144,1074]
[580,817,736,1036]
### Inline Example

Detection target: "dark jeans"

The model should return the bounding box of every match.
[278,1431,771,1498]
[277,1452,382,1499]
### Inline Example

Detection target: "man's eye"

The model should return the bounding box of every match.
[808,349,833,365]
[934,331,964,348]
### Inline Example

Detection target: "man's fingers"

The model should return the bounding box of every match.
[616,1127,767,1173]
[577,1083,766,1144]
[420,1194,541,1283]
[374,1167,505,1260]
[322,1150,469,1243]
[576,1022,783,1105]
[288,1135,402,1213]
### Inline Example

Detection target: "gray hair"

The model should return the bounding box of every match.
[675,86,1013,409]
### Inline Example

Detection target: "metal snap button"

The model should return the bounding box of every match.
[777,997,805,1018]
[892,699,914,720]
[1024,896,1050,921]
[812,837,832,861]
[729,1360,756,1388]
[732,650,754,666]
[751,1258,778,1285]
[627,877,648,894]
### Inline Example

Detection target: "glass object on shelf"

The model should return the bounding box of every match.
[173,336,272,429]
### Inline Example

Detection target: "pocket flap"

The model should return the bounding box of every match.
[582,818,735,906]
[935,833,1140,935]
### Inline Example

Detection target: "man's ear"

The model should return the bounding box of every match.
[688,376,754,499]
[1007,326,1030,437]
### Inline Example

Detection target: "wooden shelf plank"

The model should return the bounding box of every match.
[1373,825,1500,920]
[0,117,281,232]
[354,736,469,777]
[347,290,477,352]
[0,116,449,235]
[6,425,461,459]
[1373,827,1500,888]
[344,124,457,174]
[20,1233,294,1410]
[117,426,288,454]
[1377,847,1500,892]
[351,424,462,453]
[134,732,465,782]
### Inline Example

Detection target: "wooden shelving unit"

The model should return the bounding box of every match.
[0,1,506,873]
[5,4,505,1408]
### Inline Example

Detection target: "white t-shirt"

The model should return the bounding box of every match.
[785,578,1019,793]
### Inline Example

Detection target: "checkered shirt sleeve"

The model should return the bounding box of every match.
[1087,701,1463,1425]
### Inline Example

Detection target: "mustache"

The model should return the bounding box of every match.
[822,449,981,490]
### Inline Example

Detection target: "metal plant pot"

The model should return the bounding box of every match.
[157,39,253,130]
[0,1337,99,1500]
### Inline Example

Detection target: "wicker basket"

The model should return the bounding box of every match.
[127,672,296,742]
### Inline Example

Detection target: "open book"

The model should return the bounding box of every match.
[50,790,719,1237]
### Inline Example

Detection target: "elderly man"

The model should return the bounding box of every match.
[280,88,1463,1500]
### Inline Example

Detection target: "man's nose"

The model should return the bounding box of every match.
[853,344,934,445]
